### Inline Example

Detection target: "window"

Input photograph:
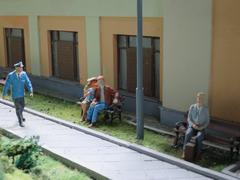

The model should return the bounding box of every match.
[118,35,160,99]
[50,31,79,81]
[5,28,25,68]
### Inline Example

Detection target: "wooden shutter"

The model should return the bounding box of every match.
[126,48,136,93]
[143,48,154,97]
[57,41,75,80]
[126,47,154,97]
[7,37,25,67]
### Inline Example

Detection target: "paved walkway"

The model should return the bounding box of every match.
[0,101,233,180]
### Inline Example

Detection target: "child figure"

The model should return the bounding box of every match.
[80,77,98,121]
[83,85,95,103]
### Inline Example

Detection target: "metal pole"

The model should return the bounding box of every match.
[136,0,144,139]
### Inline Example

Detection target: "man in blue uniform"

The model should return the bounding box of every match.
[2,61,33,127]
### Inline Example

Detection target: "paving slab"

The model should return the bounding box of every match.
[0,100,236,180]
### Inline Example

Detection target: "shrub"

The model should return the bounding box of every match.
[1,136,41,171]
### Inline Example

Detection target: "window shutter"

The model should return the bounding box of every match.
[9,37,24,67]
[126,48,136,93]
[57,41,75,80]
[143,48,154,97]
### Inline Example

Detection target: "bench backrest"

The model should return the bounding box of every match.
[206,119,240,139]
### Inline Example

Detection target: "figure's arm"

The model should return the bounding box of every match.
[24,73,33,96]
[83,85,88,95]
[2,75,11,98]
[108,86,117,98]
[90,98,97,106]
[112,91,119,104]
[84,88,95,98]
[90,88,98,105]
[114,91,119,98]
[84,91,90,98]
[109,87,119,103]
[187,105,194,125]
[199,108,210,130]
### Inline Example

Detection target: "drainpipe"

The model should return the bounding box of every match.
[136,0,144,139]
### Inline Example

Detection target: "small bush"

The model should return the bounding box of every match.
[1,136,42,171]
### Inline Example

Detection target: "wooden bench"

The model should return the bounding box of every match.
[173,117,240,160]
[77,96,124,124]
[100,101,123,124]
[99,95,124,124]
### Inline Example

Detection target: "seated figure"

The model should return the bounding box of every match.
[172,111,188,148]
[182,92,210,160]
[79,77,97,121]
[87,75,118,128]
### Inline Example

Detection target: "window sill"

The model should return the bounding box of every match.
[41,76,81,87]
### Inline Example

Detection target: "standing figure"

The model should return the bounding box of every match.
[182,92,210,160]
[80,77,97,121]
[87,75,118,128]
[2,61,33,127]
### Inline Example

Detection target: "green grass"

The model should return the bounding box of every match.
[30,155,90,180]
[2,155,90,180]
[5,169,33,180]
[0,86,236,172]
[0,134,90,180]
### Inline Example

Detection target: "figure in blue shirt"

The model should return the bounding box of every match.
[2,61,33,127]
[182,92,210,160]
[79,77,97,122]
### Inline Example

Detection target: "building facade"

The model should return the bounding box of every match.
[0,0,239,126]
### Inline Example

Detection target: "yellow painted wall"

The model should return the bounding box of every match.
[100,17,163,100]
[0,16,31,72]
[211,0,240,123]
[162,0,212,112]
[38,16,87,84]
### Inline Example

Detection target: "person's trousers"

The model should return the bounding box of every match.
[87,103,107,123]
[183,127,205,153]
[14,97,25,125]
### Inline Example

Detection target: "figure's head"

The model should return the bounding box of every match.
[87,77,97,87]
[14,61,24,73]
[97,75,105,87]
[196,92,205,106]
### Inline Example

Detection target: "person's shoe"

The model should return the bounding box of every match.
[88,123,94,128]
[19,123,25,127]
[80,117,85,122]
[181,152,185,159]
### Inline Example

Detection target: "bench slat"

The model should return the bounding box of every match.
[203,140,234,151]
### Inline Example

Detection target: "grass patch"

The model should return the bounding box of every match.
[0,86,236,172]
[5,169,33,180]
[0,134,91,180]
[30,155,90,180]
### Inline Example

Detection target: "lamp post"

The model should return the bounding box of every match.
[136,0,144,139]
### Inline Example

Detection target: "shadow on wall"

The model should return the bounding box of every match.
[30,75,84,102]
[159,106,185,127]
